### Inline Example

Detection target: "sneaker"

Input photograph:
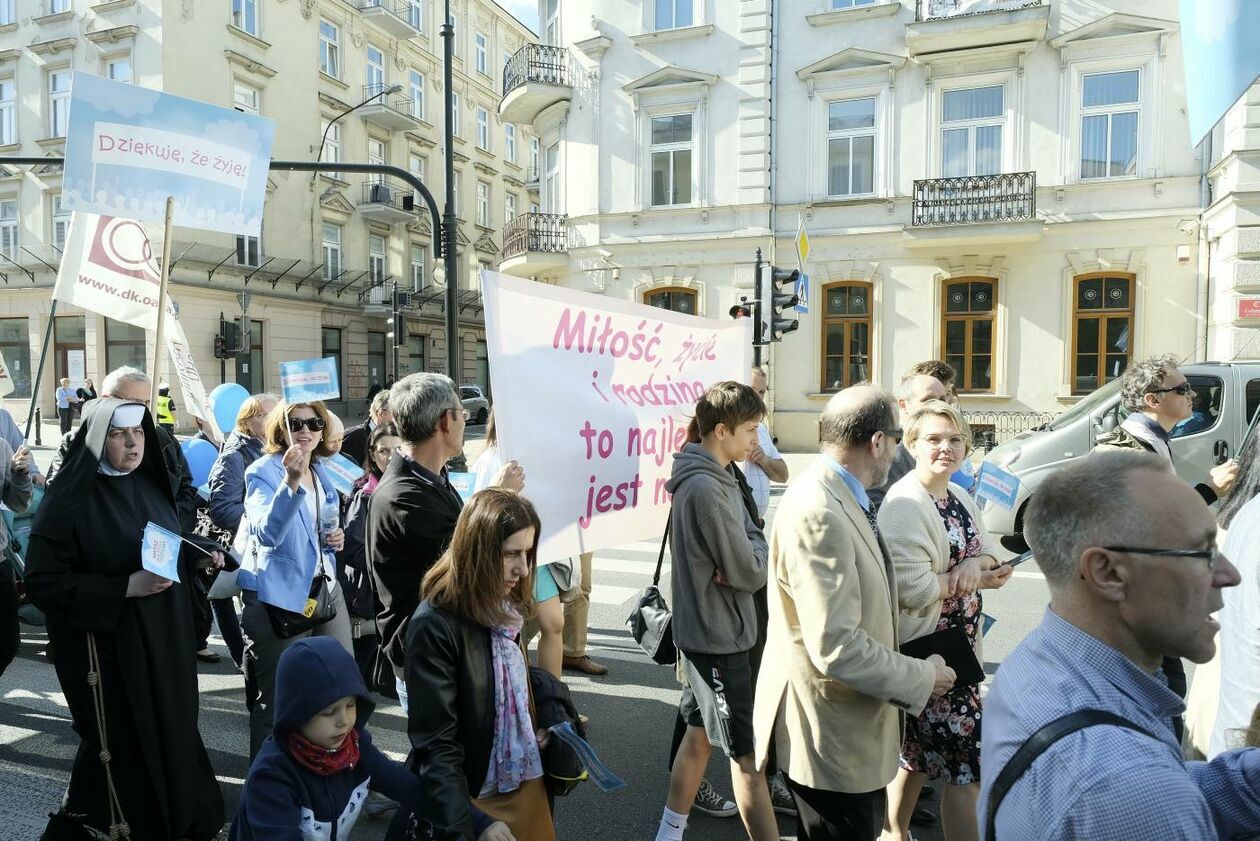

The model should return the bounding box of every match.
[770,774,797,816]
[693,778,738,818]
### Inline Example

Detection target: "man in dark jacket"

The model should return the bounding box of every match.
[343,389,393,467]
[868,370,949,510]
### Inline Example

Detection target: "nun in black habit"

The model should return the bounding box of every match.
[26,398,227,841]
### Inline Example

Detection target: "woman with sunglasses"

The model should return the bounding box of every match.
[239,400,353,759]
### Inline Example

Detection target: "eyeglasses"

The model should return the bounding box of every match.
[1103,545,1220,571]
[448,407,470,422]
[875,427,903,445]
[287,417,327,433]
[1149,382,1193,397]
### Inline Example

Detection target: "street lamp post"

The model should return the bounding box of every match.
[442,0,459,384]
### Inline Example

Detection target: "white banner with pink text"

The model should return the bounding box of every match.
[481,270,752,565]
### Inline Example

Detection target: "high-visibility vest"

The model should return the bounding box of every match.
[156,395,175,425]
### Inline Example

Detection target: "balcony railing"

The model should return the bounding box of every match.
[915,0,1044,21]
[363,83,415,117]
[361,178,413,209]
[502,212,566,259]
[911,171,1036,227]
[502,44,568,98]
[964,410,1057,454]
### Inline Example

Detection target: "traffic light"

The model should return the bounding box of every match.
[215,317,242,358]
[393,311,408,346]
[759,265,800,340]
[729,297,754,320]
[213,335,227,359]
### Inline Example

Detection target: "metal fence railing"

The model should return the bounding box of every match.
[915,0,1045,22]
[502,44,568,98]
[964,410,1058,454]
[501,212,566,259]
[912,171,1036,227]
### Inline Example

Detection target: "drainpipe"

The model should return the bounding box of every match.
[1196,133,1213,361]
[765,0,780,417]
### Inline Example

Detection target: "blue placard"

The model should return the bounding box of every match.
[1181,0,1260,142]
[279,357,341,403]
[321,452,364,496]
[62,72,275,236]
[141,521,182,582]
[975,462,1020,511]
[448,472,476,502]
[794,273,809,314]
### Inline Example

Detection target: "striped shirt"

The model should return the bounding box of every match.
[979,607,1260,840]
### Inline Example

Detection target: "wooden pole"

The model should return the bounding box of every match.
[151,197,175,408]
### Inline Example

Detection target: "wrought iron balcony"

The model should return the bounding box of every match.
[499,44,572,125]
[352,0,421,39]
[358,83,421,132]
[915,0,1044,20]
[908,0,1049,54]
[357,178,416,224]
[911,171,1036,227]
[499,212,567,277]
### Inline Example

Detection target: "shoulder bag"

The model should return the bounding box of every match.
[263,480,338,638]
[625,517,676,665]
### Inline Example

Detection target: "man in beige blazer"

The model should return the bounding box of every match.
[755,385,956,840]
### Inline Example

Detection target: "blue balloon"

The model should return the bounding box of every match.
[182,438,218,488]
[209,382,250,437]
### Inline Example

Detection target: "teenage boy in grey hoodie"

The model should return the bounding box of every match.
[655,381,778,841]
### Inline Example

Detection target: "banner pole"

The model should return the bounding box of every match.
[24,299,58,441]
[150,196,175,409]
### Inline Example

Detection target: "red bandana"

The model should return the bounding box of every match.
[286,728,361,776]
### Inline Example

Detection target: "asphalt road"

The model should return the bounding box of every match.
[0,440,1054,840]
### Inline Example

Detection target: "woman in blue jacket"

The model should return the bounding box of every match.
[240,399,353,758]
[207,392,278,667]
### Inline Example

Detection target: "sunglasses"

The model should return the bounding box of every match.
[872,427,903,445]
[1149,382,1193,396]
[287,417,327,433]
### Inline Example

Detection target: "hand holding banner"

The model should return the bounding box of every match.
[141,521,182,583]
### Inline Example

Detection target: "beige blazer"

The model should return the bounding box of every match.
[754,458,936,794]
[876,473,1002,650]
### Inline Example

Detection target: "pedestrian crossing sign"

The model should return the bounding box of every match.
[795,273,809,314]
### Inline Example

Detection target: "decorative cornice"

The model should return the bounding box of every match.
[319,92,351,111]
[405,129,437,148]
[92,0,137,12]
[33,10,76,26]
[226,24,272,51]
[85,24,139,45]
[573,34,612,61]
[319,189,355,216]
[474,231,499,254]
[224,49,278,78]
[473,160,497,176]
[29,37,78,56]
[0,49,21,64]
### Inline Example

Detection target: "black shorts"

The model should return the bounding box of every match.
[679,649,756,759]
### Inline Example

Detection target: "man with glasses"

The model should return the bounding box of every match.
[980,451,1260,840]
[366,373,520,713]
[869,369,951,511]
[755,385,955,840]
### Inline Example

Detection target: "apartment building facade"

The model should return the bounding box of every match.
[0,0,534,422]
[501,0,1240,450]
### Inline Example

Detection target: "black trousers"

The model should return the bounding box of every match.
[785,776,885,841]
[0,559,18,678]
[58,407,72,434]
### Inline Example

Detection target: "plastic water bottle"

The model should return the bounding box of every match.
[320,500,339,548]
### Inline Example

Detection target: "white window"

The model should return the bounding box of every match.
[409,153,425,182]
[476,180,490,226]
[530,200,540,214]
[322,223,341,281]
[50,0,70,12]
[504,124,516,162]
[0,1,13,26]
[826,98,876,197]
[232,0,258,36]
[543,142,560,212]
[48,69,70,137]
[368,138,387,189]
[505,192,517,222]
[105,55,132,84]
[654,0,693,30]
[941,85,1003,177]
[410,243,427,291]
[233,81,260,114]
[451,92,461,137]
[409,69,425,120]
[475,32,488,75]
[831,0,875,7]
[51,193,69,249]
[368,234,386,285]
[406,0,423,31]
[236,235,261,267]
[452,170,460,217]
[449,13,461,56]
[502,51,512,88]
[0,199,17,260]
[530,137,539,173]
[476,107,489,150]
[543,0,559,45]
[1080,70,1139,180]
[321,119,341,179]
[649,113,692,207]
[0,80,14,146]
[366,45,385,93]
[319,20,340,78]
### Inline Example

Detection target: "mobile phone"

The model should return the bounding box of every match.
[1002,549,1034,568]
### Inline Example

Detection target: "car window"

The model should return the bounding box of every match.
[1247,379,1260,426]
[1170,375,1224,439]
[460,387,476,399]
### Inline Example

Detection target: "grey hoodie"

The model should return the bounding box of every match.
[666,443,768,655]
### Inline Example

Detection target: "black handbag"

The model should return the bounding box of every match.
[625,518,676,665]
[265,569,336,638]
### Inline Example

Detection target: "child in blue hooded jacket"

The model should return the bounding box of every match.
[230,637,513,841]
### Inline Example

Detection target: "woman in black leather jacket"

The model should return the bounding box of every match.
[401,488,555,841]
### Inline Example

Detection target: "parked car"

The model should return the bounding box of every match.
[460,384,490,424]
[981,362,1260,551]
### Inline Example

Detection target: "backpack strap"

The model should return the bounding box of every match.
[653,512,671,587]
[985,709,1158,841]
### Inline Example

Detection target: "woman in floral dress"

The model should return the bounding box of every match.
[877,400,1013,841]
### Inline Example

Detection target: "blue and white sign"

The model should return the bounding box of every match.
[322,452,365,497]
[279,357,341,403]
[794,273,809,314]
[448,472,477,502]
[1181,0,1260,143]
[141,521,182,582]
[975,462,1021,511]
[62,72,275,235]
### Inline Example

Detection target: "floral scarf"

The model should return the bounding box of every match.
[481,605,543,796]
[286,728,360,776]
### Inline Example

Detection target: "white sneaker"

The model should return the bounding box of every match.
[692,778,738,818]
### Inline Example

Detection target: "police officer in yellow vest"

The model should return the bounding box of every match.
[155,383,177,433]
